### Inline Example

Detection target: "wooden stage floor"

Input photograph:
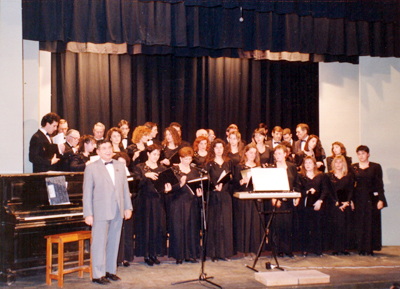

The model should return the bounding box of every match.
[3,246,400,289]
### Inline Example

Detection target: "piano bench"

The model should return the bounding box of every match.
[45,230,92,288]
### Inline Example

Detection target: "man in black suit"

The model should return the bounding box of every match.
[29,112,64,172]
[61,129,80,171]
[266,126,283,149]
[293,123,310,154]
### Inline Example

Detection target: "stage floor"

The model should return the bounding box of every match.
[3,246,400,288]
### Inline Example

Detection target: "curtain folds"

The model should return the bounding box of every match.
[24,0,400,61]
[51,52,319,143]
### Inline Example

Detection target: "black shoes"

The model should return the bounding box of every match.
[105,272,121,281]
[342,251,350,256]
[332,251,339,256]
[278,252,284,258]
[185,258,199,263]
[149,255,161,265]
[287,253,295,258]
[302,251,308,257]
[92,276,111,285]
[118,260,130,267]
[176,259,183,264]
[211,257,218,262]
[144,257,154,266]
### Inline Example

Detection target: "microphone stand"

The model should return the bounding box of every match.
[171,170,222,289]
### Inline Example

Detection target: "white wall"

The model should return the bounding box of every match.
[0,0,23,174]
[320,57,400,246]
[359,57,400,246]
[319,62,360,162]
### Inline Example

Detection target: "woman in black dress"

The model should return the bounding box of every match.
[168,147,202,264]
[271,144,300,258]
[232,143,264,255]
[326,155,354,255]
[252,128,272,166]
[133,144,169,266]
[192,136,209,168]
[127,126,151,172]
[205,139,234,261]
[226,131,244,167]
[352,145,387,256]
[70,135,96,172]
[160,126,182,167]
[296,135,326,172]
[106,127,131,166]
[298,156,329,256]
[326,142,352,172]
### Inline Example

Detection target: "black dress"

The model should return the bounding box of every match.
[298,173,329,255]
[228,152,242,167]
[326,173,354,253]
[258,145,272,166]
[352,162,387,254]
[232,164,264,254]
[205,160,234,259]
[192,152,207,168]
[133,163,168,258]
[161,145,181,167]
[70,152,90,172]
[270,162,300,255]
[127,143,147,172]
[168,166,201,261]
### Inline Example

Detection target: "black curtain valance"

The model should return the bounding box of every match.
[183,0,398,23]
[23,0,399,23]
[23,0,400,60]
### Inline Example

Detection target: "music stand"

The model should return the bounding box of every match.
[171,171,222,289]
[243,168,294,272]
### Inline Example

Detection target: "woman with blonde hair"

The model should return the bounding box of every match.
[326,155,355,255]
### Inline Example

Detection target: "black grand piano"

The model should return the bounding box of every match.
[0,172,89,284]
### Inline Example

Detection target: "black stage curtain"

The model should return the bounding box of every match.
[24,1,400,60]
[51,52,318,144]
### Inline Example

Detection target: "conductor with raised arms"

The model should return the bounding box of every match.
[83,139,133,285]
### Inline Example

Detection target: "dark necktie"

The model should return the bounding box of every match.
[105,160,113,165]
[46,133,53,144]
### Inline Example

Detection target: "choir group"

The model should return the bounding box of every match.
[30,115,388,268]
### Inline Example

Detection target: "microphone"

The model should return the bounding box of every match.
[190,163,208,174]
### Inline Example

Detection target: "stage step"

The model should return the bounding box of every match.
[255,270,330,287]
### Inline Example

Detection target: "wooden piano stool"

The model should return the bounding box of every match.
[45,230,92,288]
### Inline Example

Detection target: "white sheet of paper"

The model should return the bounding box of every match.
[251,168,290,192]
[47,184,56,198]
[53,133,65,145]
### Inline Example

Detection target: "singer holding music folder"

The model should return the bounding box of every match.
[167,147,203,264]
[133,144,171,266]
[204,139,234,262]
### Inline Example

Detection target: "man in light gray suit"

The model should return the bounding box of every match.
[83,139,133,285]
